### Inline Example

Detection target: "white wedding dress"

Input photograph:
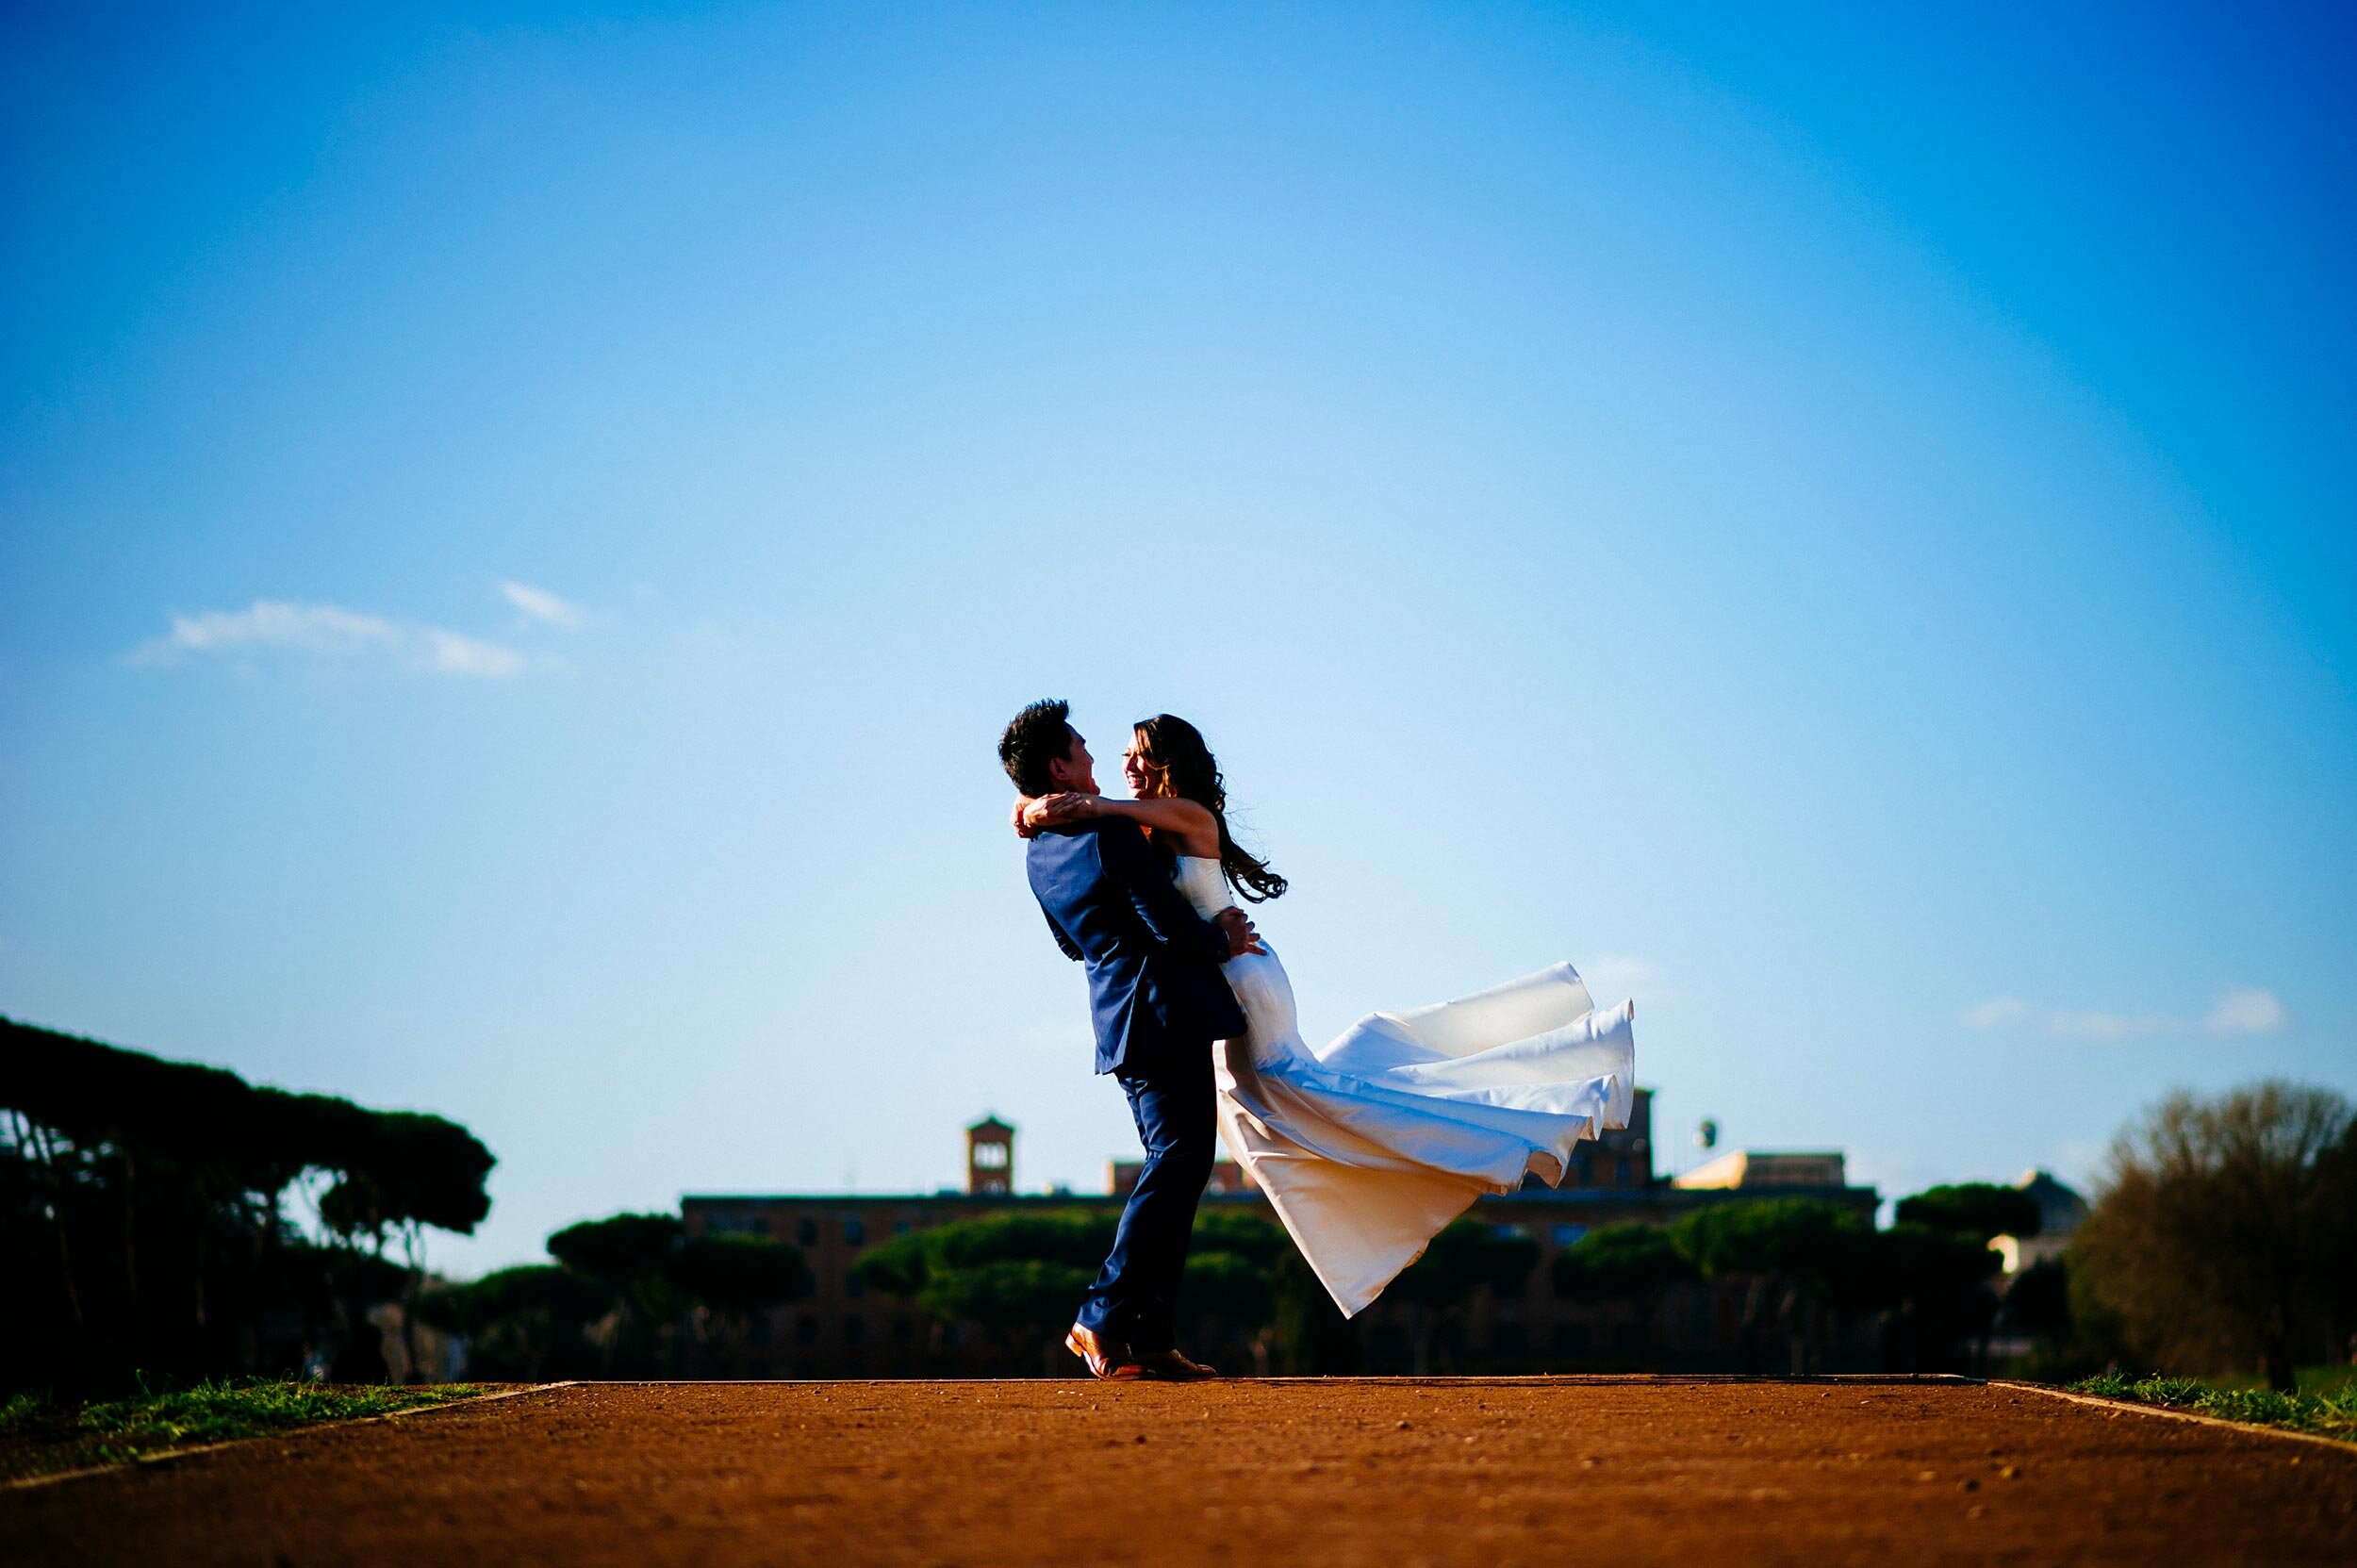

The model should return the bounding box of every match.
[1172,855,1636,1317]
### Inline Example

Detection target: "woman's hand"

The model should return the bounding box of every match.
[1013,792,1097,837]
[1029,792,1096,830]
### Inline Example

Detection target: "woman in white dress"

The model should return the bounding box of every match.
[1018,714,1636,1317]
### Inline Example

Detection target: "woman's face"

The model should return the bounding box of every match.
[1121,733,1163,799]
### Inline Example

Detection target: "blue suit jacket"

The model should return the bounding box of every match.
[1027,817,1247,1075]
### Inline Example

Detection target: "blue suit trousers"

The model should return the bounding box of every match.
[1074,1044,1218,1353]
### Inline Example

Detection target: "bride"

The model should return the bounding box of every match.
[1017,714,1636,1317]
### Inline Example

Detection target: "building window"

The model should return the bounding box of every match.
[1613,1158,1632,1187]
[747,1214,770,1236]
[845,1316,865,1345]
[843,1218,866,1246]
[1551,1224,1588,1246]
[797,1218,818,1246]
[1574,1153,1594,1184]
[1492,1222,1530,1240]
[845,1272,865,1299]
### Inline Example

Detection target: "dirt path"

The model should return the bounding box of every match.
[7,1378,2353,1567]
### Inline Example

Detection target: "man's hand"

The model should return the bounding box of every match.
[1213,907,1265,959]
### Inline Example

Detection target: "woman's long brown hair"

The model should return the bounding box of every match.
[1130,714,1288,902]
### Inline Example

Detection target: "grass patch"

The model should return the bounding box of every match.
[0,1378,498,1482]
[2068,1371,2357,1444]
[2299,1363,2357,1396]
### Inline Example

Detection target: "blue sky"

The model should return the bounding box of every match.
[4,2,2350,1278]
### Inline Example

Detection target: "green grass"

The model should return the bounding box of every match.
[0,1378,497,1480]
[0,1391,51,1436]
[2068,1371,2357,1444]
[2298,1363,2357,1396]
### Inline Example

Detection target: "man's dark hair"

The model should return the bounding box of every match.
[999,699,1075,796]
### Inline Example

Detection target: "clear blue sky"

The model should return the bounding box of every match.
[4,2,2350,1279]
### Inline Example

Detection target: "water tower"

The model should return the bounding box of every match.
[966,1114,1014,1196]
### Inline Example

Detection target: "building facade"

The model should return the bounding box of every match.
[1990,1168,2087,1276]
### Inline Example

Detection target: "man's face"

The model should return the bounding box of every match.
[1047,727,1098,795]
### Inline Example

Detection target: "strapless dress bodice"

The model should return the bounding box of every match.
[1174,855,1232,920]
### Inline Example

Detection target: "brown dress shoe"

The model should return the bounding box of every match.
[1133,1347,1219,1381]
[1064,1322,1144,1380]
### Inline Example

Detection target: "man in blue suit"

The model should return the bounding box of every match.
[999,699,1258,1380]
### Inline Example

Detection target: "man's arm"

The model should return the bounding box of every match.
[1095,819,1238,966]
[1041,905,1083,962]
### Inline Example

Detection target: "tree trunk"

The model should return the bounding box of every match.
[2265,1321,2297,1392]
[122,1147,140,1340]
[1737,1279,1765,1374]
[192,1218,209,1331]
[2255,1283,2298,1392]
[26,1118,85,1325]
[245,1194,282,1376]
[400,1223,425,1382]
[595,1307,621,1378]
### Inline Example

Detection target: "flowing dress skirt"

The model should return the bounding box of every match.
[1211,947,1636,1317]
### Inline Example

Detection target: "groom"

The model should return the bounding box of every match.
[998,699,1259,1381]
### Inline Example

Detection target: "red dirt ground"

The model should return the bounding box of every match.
[6,1377,2354,1567]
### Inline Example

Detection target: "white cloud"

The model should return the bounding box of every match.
[128,599,530,679]
[2205,986,2291,1034]
[1961,987,2292,1042]
[138,602,404,659]
[1960,995,2028,1029]
[500,581,593,629]
[423,629,526,678]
